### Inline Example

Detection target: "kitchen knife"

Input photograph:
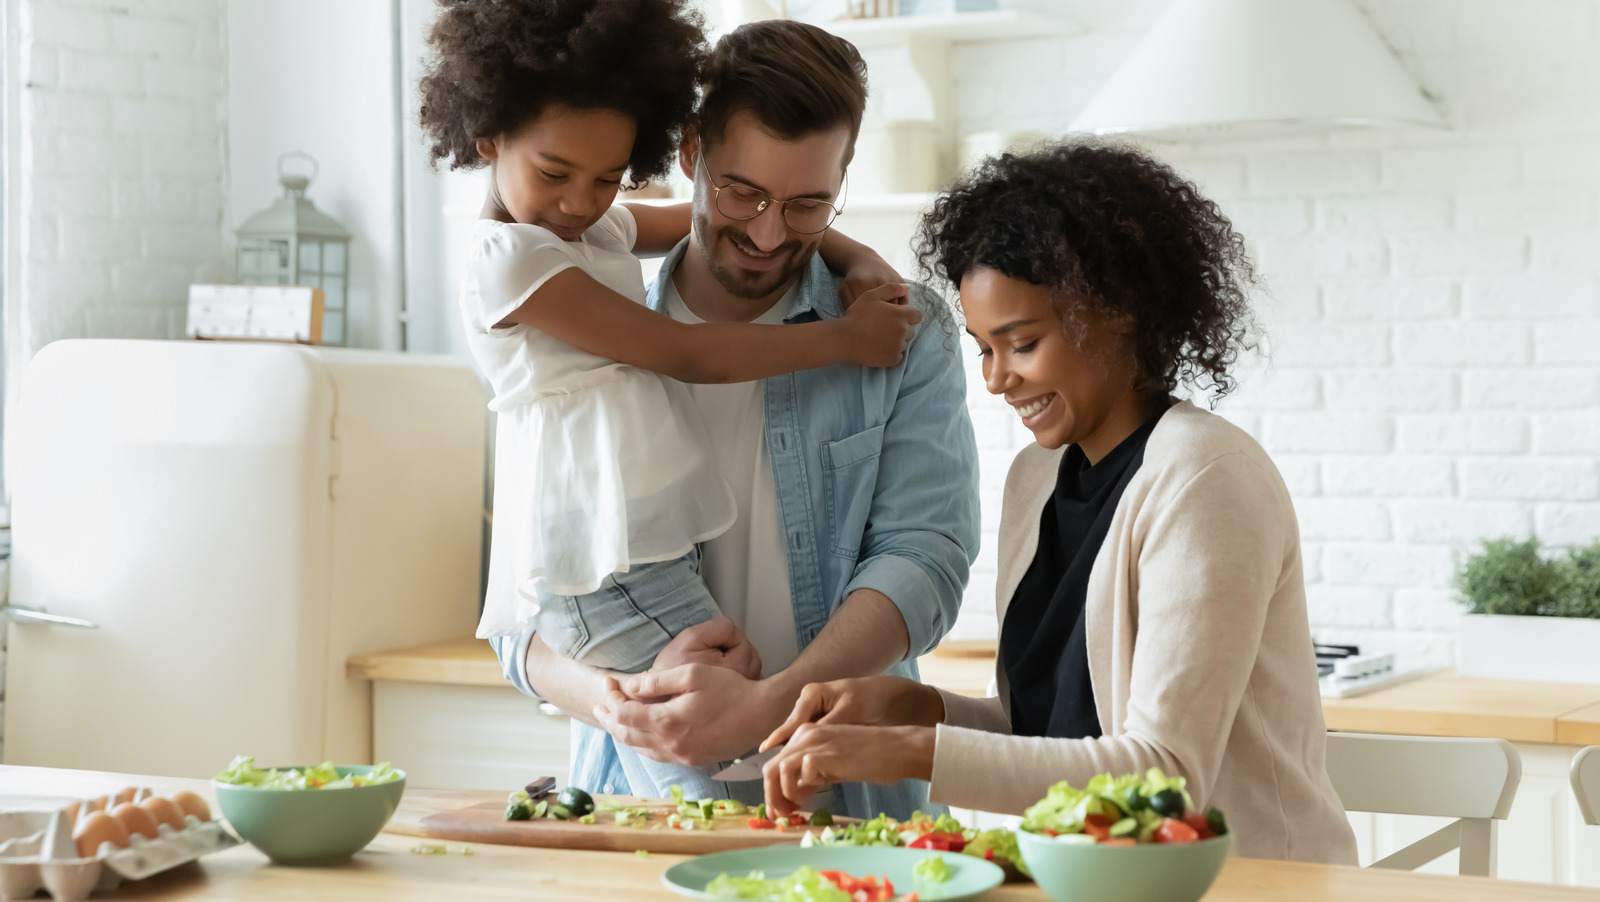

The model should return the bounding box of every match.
[710,745,784,782]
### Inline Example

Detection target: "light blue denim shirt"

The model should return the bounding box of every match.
[493,240,980,819]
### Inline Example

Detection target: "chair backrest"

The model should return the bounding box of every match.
[1572,746,1600,826]
[1324,732,1521,877]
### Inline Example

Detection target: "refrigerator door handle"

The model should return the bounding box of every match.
[5,604,100,629]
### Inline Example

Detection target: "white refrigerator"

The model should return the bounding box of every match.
[4,339,487,779]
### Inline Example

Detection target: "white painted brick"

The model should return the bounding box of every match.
[1462,368,1600,410]
[1295,499,1393,541]
[1253,235,1389,279]
[1524,141,1600,186]
[33,175,112,217]
[1319,194,1452,232]
[1216,370,1321,410]
[110,261,196,301]
[1323,279,1455,321]
[26,45,58,87]
[1221,197,1312,239]
[146,140,221,179]
[1174,158,1246,197]
[1324,369,1456,412]
[1397,413,1530,454]
[57,49,144,95]
[52,132,143,177]
[111,17,194,58]
[29,92,113,130]
[1535,504,1600,546]
[1274,456,1322,497]
[1324,543,1456,589]
[1265,324,1390,367]
[76,219,142,260]
[1393,321,1529,367]
[1534,321,1600,364]
[1532,231,1600,275]
[1455,0,1596,50]
[1263,413,1394,454]
[1305,586,1392,628]
[1300,542,1323,584]
[24,4,111,52]
[1532,412,1600,454]
[1382,146,1520,192]
[1323,455,1454,498]
[1249,152,1380,194]
[1252,282,1320,323]
[26,259,110,304]
[1394,588,1468,632]
[1458,190,1596,230]
[1462,275,1599,318]
[1394,500,1532,544]
[82,306,175,339]
[1462,458,1599,502]
[141,223,218,261]
[1393,233,1528,276]
[145,58,220,102]
[112,98,193,137]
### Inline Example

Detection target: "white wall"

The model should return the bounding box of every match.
[851,0,1600,668]
[225,0,402,351]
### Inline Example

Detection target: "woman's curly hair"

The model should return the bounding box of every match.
[418,0,705,183]
[916,139,1258,400]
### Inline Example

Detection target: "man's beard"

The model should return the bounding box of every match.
[696,214,814,301]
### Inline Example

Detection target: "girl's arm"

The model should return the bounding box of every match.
[623,202,691,254]
[496,267,920,384]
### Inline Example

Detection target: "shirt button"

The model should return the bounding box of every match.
[603,784,614,794]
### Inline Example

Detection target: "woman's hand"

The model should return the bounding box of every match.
[652,616,763,680]
[761,724,936,817]
[760,676,944,751]
[838,286,922,368]
[838,253,908,310]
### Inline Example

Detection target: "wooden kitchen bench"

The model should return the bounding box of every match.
[9,765,1600,902]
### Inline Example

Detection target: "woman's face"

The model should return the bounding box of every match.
[476,104,636,240]
[960,266,1144,459]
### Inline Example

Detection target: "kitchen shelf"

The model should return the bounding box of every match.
[821,9,1084,47]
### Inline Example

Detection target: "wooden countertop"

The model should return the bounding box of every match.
[10,765,1600,901]
[349,639,1600,745]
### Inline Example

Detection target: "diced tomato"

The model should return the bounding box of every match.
[907,831,967,853]
[1082,814,1114,842]
[1042,828,1060,838]
[787,814,809,827]
[746,817,775,830]
[1098,838,1136,846]
[1182,811,1215,839]
[1154,817,1200,844]
[983,849,995,861]
[819,870,850,887]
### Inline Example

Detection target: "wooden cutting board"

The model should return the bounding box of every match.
[384,788,851,854]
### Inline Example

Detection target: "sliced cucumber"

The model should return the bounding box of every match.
[1109,817,1139,838]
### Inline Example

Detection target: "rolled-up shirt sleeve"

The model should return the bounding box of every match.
[489,625,544,701]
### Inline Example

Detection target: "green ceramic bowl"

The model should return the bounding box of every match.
[212,765,406,865]
[1017,829,1231,902]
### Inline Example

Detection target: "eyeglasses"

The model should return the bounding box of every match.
[697,153,847,235]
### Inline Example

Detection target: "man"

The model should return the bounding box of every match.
[492,20,979,820]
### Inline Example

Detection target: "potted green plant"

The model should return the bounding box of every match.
[1456,537,1600,684]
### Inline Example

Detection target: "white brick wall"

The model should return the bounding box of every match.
[924,0,1600,666]
[9,0,227,379]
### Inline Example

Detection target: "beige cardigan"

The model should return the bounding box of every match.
[929,401,1358,865]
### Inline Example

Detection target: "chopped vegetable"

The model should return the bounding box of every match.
[1020,769,1223,846]
[913,856,951,883]
[635,849,650,858]
[809,808,834,827]
[706,866,850,901]
[558,787,596,817]
[214,756,403,790]
[411,842,447,855]
[715,799,749,815]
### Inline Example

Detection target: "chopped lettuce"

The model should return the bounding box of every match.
[963,827,1030,877]
[214,755,403,790]
[1021,768,1194,838]
[706,866,849,901]
[913,856,951,883]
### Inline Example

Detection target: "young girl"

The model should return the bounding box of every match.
[418,0,918,793]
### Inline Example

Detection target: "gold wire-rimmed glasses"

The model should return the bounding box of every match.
[697,153,847,234]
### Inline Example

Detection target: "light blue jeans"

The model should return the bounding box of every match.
[534,548,724,798]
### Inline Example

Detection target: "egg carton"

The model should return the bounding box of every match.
[0,806,238,901]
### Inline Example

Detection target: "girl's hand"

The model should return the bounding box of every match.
[653,616,763,680]
[761,724,935,817]
[839,286,922,368]
[838,254,909,310]
[759,676,943,752]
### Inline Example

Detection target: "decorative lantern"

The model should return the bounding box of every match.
[235,152,352,346]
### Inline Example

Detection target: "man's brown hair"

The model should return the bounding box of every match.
[695,20,869,166]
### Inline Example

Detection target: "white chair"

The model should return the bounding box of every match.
[1572,746,1600,826]
[1324,732,1520,877]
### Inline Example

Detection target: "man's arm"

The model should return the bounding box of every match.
[489,627,606,728]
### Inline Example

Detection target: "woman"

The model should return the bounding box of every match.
[758,140,1359,864]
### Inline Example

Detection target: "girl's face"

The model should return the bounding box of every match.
[960,266,1147,461]
[477,104,637,240]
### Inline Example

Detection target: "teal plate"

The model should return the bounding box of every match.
[662,845,1005,900]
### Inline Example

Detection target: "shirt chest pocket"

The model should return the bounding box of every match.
[821,424,885,559]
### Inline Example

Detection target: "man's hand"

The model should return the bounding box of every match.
[759,676,944,751]
[761,724,935,817]
[652,616,763,680]
[592,664,793,767]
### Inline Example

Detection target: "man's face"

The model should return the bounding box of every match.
[680,110,850,302]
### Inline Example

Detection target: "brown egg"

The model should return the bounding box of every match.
[84,795,109,814]
[73,811,131,858]
[113,786,140,806]
[168,791,212,823]
[63,801,81,829]
[109,803,160,840]
[140,796,186,832]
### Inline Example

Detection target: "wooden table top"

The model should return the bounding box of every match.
[8,765,1599,901]
[349,638,1600,745]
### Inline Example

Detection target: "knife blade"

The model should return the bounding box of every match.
[710,745,784,782]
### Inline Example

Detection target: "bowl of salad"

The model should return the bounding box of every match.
[1016,769,1230,902]
[212,756,406,865]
